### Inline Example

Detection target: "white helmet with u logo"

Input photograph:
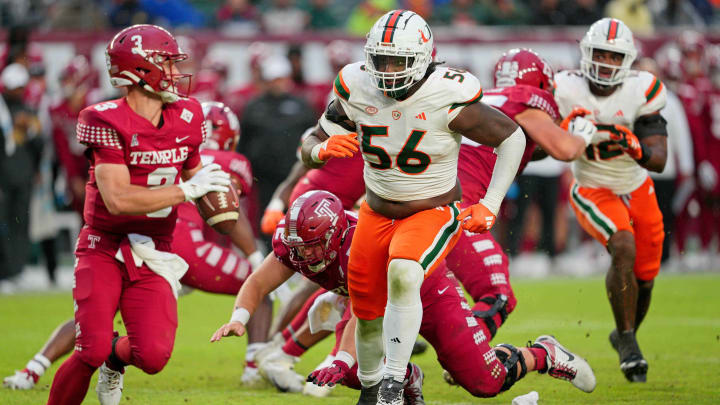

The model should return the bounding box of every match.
[580,18,637,87]
[364,10,433,98]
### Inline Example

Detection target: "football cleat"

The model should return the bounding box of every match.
[441,369,457,385]
[258,350,304,393]
[377,376,404,405]
[403,363,425,405]
[356,381,381,405]
[533,335,596,393]
[3,369,39,390]
[411,339,428,356]
[241,362,265,388]
[609,329,648,382]
[96,363,124,405]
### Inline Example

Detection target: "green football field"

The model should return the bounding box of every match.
[1,273,719,404]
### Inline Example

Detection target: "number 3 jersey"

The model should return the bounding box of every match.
[319,62,483,202]
[554,70,666,194]
[77,97,205,241]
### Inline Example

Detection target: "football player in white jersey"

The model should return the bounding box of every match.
[554,18,668,383]
[300,10,526,405]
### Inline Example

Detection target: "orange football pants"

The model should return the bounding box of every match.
[348,201,462,320]
[569,176,664,281]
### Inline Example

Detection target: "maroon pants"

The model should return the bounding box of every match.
[47,226,178,405]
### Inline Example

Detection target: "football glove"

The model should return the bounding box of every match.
[560,107,592,130]
[179,163,230,201]
[608,124,643,160]
[307,360,350,387]
[456,202,496,233]
[568,116,597,146]
[261,209,285,235]
[311,133,359,162]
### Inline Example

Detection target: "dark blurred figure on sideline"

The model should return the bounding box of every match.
[237,55,315,248]
[0,63,44,293]
[226,41,270,120]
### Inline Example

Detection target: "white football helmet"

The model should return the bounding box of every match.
[364,10,433,98]
[580,18,637,87]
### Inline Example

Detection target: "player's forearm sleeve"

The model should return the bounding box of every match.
[481,126,526,215]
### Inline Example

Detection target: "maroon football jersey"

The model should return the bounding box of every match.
[291,152,365,209]
[272,211,357,296]
[78,97,206,241]
[458,84,559,205]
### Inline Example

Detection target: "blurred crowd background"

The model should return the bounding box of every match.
[1,0,719,294]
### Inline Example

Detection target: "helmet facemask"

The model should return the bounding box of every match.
[580,46,635,87]
[365,46,428,99]
[283,228,338,273]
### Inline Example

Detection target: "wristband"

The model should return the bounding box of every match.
[334,350,356,368]
[247,251,265,270]
[230,307,250,325]
[311,142,325,163]
[636,143,652,165]
[267,198,285,212]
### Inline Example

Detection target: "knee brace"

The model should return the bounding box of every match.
[494,343,527,393]
[387,259,423,306]
[473,294,509,338]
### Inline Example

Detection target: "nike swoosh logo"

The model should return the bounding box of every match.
[176,136,190,143]
[437,286,449,295]
[556,345,575,361]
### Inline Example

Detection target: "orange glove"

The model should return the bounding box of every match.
[261,208,285,235]
[560,107,592,130]
[608,124,643,160]
[456,202,496,233]
[313,133,360,162]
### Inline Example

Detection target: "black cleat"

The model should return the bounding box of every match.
[412,339,428,356]
[611,329,648,383]
[377,376,404,405]
[356,381,381,405]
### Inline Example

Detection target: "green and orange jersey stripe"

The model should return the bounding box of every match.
[382,10,404,43]
[333,71,350,101]
[645,76,664,104]
[449,88,483,113]
[607,19,619,40]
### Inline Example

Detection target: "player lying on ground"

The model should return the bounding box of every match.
[212,191,597,403]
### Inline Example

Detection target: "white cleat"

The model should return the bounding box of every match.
[241,363,266,388]
[3,369,39,390]
[533,335,596,393]
[512,391,539,405]
[303,380,335,397]
[259,350,304,393]
[96,363,124,405]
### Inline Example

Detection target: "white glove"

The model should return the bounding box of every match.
[178,163,230,201]
[568,117,597,146]
[698,160,718,191]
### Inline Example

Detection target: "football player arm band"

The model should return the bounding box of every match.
[634,113,668,172]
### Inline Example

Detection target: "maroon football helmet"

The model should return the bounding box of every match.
[105,24,191,103]
[201,101,240,151]
[282,191,348,273]
[493,48,555,92]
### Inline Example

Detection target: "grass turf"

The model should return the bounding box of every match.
[1,272,719,404]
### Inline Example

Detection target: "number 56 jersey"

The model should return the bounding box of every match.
[320,62,483,202]
[77,97,205,242]
[554,70,666,195]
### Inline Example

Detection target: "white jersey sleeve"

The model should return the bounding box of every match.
[636,72,667,117]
